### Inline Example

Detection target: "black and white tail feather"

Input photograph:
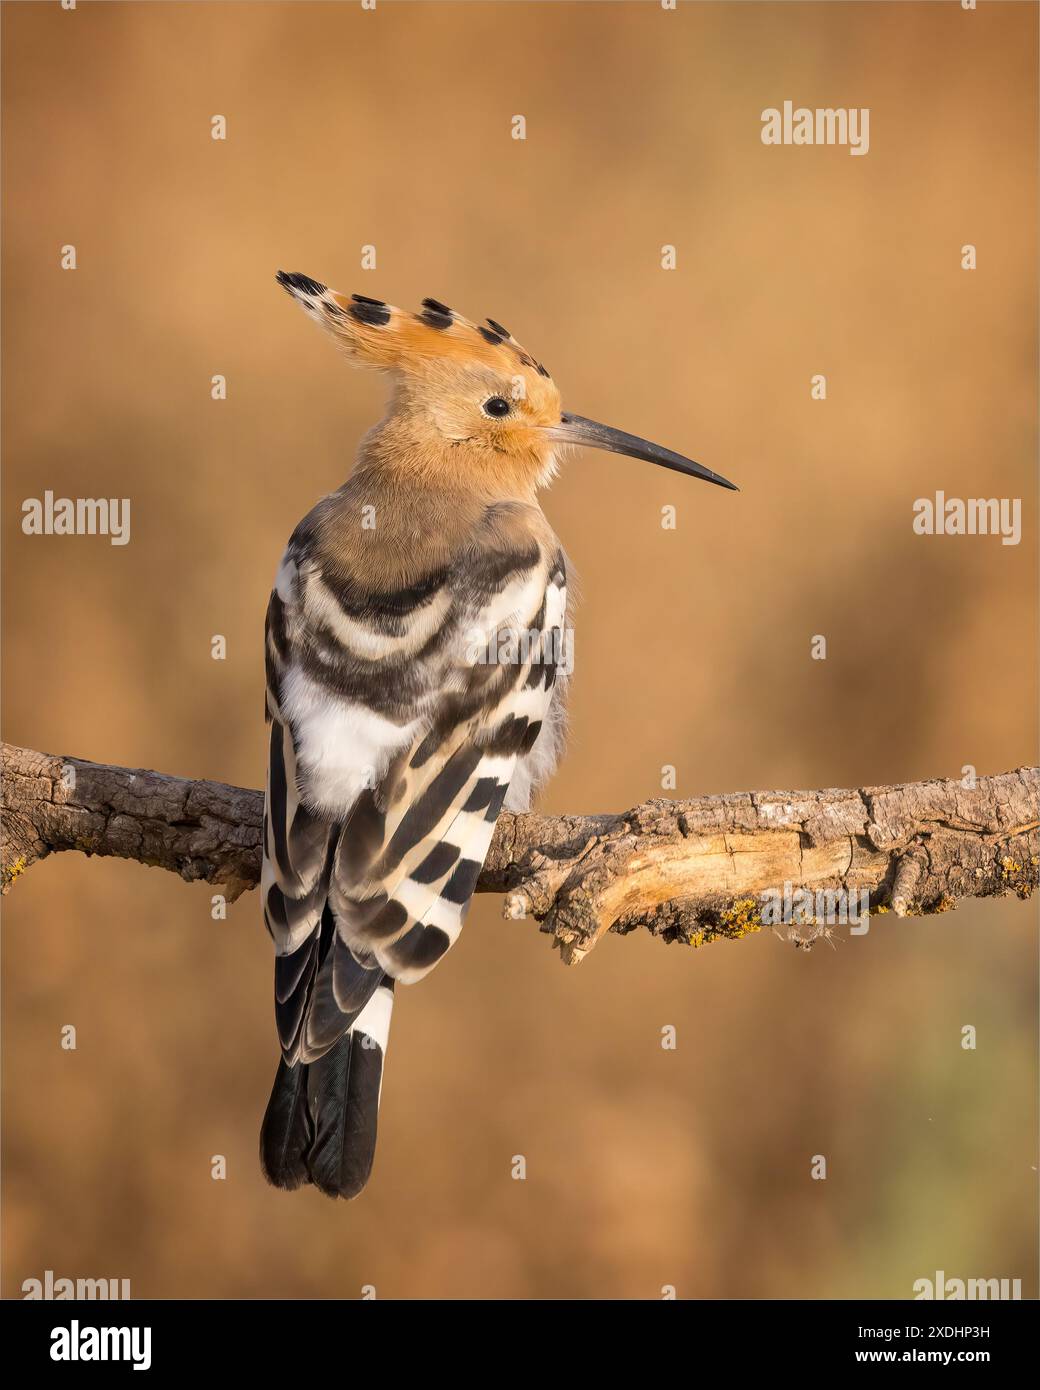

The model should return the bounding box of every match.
[260,504,567,1199]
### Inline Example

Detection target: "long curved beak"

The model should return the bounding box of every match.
[547,412,738,491]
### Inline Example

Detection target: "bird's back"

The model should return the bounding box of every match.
[261,470,567,1197]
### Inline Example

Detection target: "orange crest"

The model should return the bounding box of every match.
[276,272,556,408]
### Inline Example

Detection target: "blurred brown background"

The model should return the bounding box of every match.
[2,0,1036,1300]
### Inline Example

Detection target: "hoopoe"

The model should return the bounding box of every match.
[261,271,737,1199]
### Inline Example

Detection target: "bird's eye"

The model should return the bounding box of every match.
[483,396,511,418]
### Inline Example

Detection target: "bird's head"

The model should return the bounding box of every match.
[276,271,737,496]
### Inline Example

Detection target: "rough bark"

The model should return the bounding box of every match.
[2,741,1037,964]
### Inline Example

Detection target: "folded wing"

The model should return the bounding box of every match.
[262,502,566,1067]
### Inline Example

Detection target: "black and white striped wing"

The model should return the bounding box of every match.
[262,549,565,1067]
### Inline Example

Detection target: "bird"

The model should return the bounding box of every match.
[260,271,738,1199]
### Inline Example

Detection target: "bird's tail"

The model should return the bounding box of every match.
[260,978,394,1199]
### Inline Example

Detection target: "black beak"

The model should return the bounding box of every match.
[547,412,738,491]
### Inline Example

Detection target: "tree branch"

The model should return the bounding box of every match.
[2,742,1037,964]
